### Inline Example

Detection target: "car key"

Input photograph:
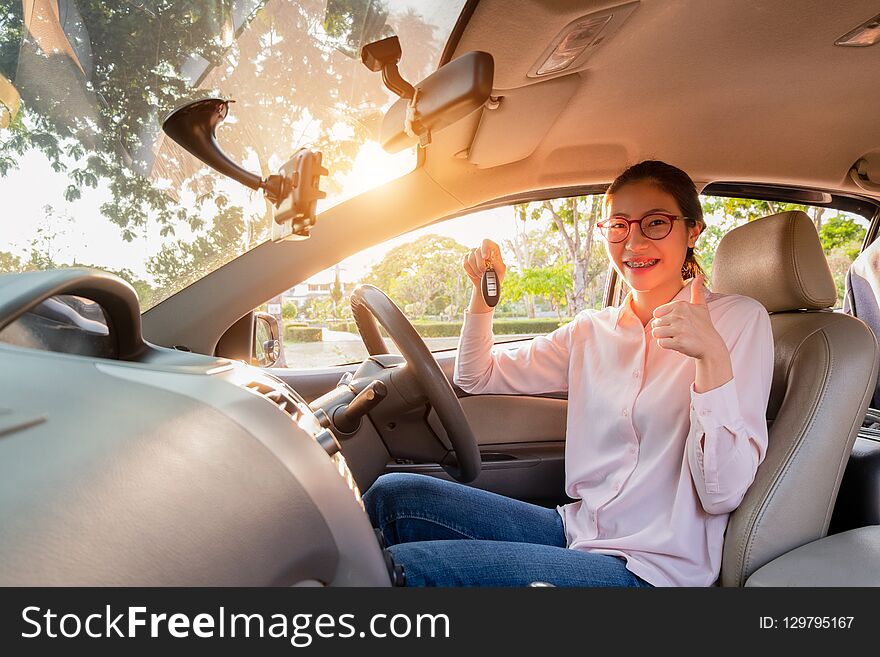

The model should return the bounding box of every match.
[481,260,500,307]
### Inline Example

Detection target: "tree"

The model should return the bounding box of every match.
[505,263,572,319]
[330,266,344,319]
[500,196,606,314]
[537,196,603,314]
[364,234,470,318]
[504,205,558,317]
[701,197,827,231]
[819,216,866,258]
[0,251,22,273]
[146,199,245,295]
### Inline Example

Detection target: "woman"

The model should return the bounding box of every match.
[363,160,774,587]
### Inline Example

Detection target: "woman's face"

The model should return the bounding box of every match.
[604,181,702,292]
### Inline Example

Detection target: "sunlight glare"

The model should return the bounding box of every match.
[323,141,416,210]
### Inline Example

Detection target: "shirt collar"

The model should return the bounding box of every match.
[613,278,701,330]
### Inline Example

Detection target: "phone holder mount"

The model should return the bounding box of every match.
[361,36,430,147]
[162,98,327,241]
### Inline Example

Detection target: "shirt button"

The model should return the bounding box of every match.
[700,408,710,417]
[632,369,640,378]
[614,482,621,491]
[629,445,636,455]
[622,408,629,417]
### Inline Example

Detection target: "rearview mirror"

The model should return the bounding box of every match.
[379,51,494,153]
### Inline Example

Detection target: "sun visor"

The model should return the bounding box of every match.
[467,74,580,169]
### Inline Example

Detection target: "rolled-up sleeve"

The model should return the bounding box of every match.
[453,309,576,395]
[686,301,774,515]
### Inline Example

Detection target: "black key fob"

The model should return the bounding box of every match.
[481,263,500,307]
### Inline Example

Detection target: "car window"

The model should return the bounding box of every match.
[273,194,610,368]
[616,196,870,309]
[271,193,871,369]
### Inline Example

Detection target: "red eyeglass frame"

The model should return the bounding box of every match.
[596,212,689,243]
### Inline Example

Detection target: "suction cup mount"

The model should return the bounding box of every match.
[162,98,327,239]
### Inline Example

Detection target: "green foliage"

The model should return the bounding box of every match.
[328,320,358,333]
[302,296,336,321]
[281,301,299,320]
[507,196,604,314]
[0,251,22,273]
[323,0,394,58]
[330,279,344,318]
[145,203,245,297]
[323,318,568,338]
[505,263,572,310]
[363,234,471,317]
[701,197,809,223]
[284,325,323,342]
[819,216,866,258]
[410,318,569,338]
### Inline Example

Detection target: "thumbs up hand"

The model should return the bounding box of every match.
[650,273,723,360]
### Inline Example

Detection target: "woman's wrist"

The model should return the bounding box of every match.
[693,340,733,393]
[468,287,494,314]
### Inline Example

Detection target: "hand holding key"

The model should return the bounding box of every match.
[462,239,507,312]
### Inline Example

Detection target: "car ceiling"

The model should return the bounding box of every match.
[418,0,880,206]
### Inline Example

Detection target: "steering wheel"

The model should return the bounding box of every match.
[350,285,481,483]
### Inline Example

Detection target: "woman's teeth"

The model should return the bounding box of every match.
[626,259,659,269]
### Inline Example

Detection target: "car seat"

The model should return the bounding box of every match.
[828,232,880,534]
[710,210,879,586]
[843,235,880,409]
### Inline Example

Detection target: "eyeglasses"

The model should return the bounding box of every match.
[596,212,688,243]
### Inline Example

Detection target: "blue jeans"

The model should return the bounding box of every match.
[363,472,654,588]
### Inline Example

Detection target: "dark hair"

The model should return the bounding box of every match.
[605,160,706,282]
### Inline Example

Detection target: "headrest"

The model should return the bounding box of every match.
[711,210,837,312]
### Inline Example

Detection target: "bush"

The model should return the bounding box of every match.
[284,326,323,342]
[407,318,570,338]
[328,320,358,333]
[312,318,571,340]
[281,301,299,319]
[493,318,571,334]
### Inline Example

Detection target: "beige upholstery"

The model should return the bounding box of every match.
[711,210,879,586]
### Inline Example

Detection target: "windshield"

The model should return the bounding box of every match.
[0,0,465,309]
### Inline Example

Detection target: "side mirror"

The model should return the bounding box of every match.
[253,312,283,368]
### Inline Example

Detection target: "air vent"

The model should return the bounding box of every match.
[242,379,364,508]
[244,380,299,417]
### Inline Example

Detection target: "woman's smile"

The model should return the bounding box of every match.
[624,258,660,272]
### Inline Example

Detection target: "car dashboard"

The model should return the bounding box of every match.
[0,269,389,586]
